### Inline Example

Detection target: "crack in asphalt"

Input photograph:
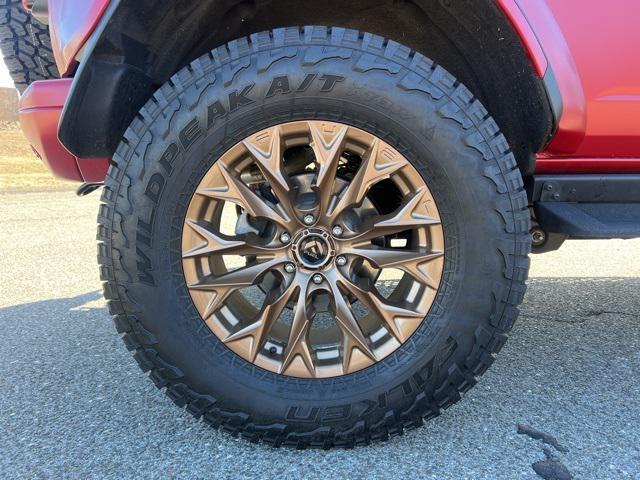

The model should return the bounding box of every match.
[517,424,569,453]
[517,424,573,480]
[532,447,573,480]
[520,309,638,324]
[582,309,638,317]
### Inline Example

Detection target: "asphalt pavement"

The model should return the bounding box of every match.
[1,189,639,479]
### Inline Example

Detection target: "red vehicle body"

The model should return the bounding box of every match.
[500,0,640,172]
[19,0,640,182]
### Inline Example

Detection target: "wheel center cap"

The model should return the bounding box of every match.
[300,237,327,264]
[291,228,336,270]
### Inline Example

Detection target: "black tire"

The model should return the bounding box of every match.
[0,0,58,93]
[98,26,530,448]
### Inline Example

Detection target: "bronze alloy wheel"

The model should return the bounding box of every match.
[182,120,444,378]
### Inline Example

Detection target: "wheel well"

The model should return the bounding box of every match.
[60,0,555,175]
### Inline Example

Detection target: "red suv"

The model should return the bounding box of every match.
[4,0,639,448]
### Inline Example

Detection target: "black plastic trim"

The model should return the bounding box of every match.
[541,67,562,143]
[532,174,640,240]
[531,174,640,203]
[58,0,124,157]
[535,202,640,239]
[517,5,562,148]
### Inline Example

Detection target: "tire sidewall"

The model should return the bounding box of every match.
[110,33,520,431]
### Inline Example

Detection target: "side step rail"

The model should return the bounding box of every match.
[530,174,640,252]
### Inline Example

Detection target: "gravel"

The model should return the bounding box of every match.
[1,190,639,479]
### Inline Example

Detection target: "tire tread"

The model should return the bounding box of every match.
[0,0,58,92]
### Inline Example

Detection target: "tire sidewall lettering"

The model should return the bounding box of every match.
[135,73,348,280]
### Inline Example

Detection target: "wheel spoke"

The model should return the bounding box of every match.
[224,280,297,362]
[188,258,282,318]
[242,127,300,226]
[197,161,291,229]
[280,275,315,377]
[345,246,444,289]
[182,219,283,258]
[325,272,376,373]
[352,187,441,243]
[331,138,408,218]
[339,276,424,342]
[309,121,349,219]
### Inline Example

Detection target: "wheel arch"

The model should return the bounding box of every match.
[59,0,557,175]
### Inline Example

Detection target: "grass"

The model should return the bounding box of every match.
[0,123,75,192]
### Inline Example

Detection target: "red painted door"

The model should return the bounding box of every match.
[544,0,640,158]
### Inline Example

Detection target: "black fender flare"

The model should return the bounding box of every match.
[59,0,245,157]
[59,0,559,172]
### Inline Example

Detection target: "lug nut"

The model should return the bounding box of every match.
[285,263,296,273]
[312,274,323,285]
[531,228,546,246]
[280,232,291,243]
[332,225,343,237]
[336,255,347,266]
[303,214,315,225]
